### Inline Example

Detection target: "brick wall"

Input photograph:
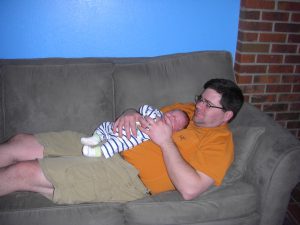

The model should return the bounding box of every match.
[234,0,300,139]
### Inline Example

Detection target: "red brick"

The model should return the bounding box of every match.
[243,95,251,103]
[278,2,300,11]
[238,65,267,73]
[262,12,289,21]
[285,55,300,64]
[263,103,289,112]
[239,10,260,20]
[259,33,287,42]
[275,120,286,127]
[254,75,281,83]
[272,44,298,53]
[282,122,289,129]
[234,63,240,72]
[275,23,300,33]
[276,112,300,120]
[254,104,263,110]
[266,84,292,93]
[282,75,300,83]
[279,94,300,102]
[296,66,300,73]
[257,55,283,63]
[269,65,294,73]
[251,94,277,103]
[293,85,300,92]
[292,13,300,22]
[239,21,273,31]
[288,34,300,43]
[235,52,256,63]
[238,42,270,53]
[291,103,300,110]
[238,31,259,42]
[287,121,300,129]
[241,84,266,93]
[235,73,253,84]
[241,0,275,9]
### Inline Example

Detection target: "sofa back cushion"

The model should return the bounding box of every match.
[113,51,234,117]
[1,63,114,141]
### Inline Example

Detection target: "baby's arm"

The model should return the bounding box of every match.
[139,105,163,119]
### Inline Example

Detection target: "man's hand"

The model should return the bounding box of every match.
[113,109,145,139]
[139,115,173,147]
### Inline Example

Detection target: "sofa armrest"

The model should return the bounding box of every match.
[231,103,300,225]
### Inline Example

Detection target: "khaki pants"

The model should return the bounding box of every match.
[36,131,148,204]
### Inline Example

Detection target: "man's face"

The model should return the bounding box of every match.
[193,88,232,128]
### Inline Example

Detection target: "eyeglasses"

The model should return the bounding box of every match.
[195,95,225,111]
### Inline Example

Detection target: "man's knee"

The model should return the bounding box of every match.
[8,133,44,158]
[9,133,35,144]
[10,160,40,180]
[4,160,52,193]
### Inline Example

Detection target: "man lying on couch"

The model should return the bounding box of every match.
[0,78,244,204]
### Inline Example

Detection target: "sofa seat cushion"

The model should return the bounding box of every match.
[124,181,258,225]
[0,192,124,225]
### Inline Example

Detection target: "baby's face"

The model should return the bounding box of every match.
[164,110,188,132]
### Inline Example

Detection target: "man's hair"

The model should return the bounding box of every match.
[204,78,244,121]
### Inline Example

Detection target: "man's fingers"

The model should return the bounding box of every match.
[130,120,138,137]
[164,115,172,125]
[113,120,120,133]
[139,125,150,135]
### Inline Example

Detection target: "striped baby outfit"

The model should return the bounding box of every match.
[95,105,163,158]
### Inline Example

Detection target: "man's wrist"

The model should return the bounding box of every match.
[160,139,176,151]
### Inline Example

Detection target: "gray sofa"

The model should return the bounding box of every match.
[0,51,299,225]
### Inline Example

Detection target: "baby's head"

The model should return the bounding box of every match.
[164,109,189,132]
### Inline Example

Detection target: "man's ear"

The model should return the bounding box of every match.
[224,111,234,122]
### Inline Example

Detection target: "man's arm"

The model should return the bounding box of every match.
[159,140,214,200]
[140,115,214,200]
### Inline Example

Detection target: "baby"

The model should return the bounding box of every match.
[81,104,189,158]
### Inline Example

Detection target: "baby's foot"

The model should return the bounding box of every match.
[81,135,101,146]
[82,145,102,157]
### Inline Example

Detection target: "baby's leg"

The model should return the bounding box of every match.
[81,133,101,146]
[100,132,146,158]
[82,145,102,157]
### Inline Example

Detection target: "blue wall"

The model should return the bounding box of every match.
[0,0,240,59]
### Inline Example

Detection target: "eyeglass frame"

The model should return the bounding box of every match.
[194,95,226,111]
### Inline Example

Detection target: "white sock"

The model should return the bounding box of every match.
[82,145,102,157]
[81,134,101,146]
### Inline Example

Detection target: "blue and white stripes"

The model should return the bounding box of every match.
[95,105,163,158]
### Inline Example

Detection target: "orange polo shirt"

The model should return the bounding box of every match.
[122,103,233,194]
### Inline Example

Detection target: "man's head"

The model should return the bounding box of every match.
[164,109,189,132]
[193,78,244,128]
